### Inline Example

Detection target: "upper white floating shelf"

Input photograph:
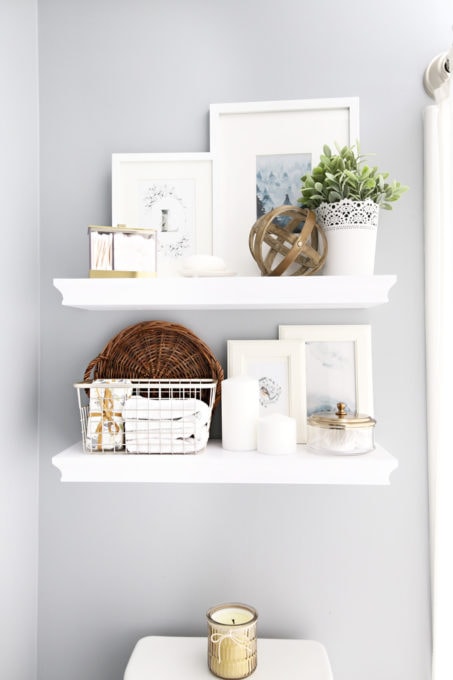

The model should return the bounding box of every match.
[53,275,397,310]
[52,440,398,485]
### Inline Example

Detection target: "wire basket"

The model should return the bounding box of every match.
[75,378,217,455]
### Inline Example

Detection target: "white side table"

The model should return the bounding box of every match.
[124,636,333,680]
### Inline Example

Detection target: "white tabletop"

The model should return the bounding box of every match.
[124,636,333,680]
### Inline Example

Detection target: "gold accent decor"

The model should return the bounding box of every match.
[249,206,327,276]
[89,225,156,235]
[309,402,376,429]
[89,270,157,278]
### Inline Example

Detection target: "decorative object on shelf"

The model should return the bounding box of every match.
[207,603,258,679]
[257,413,297,455]
[111,152,213,276]
[299,143,408,275]
[76,378,217,455]
[227,339,305,442]
[84,378,133,451]
[83,320,224,409]
[307,401,376,455]
[88,225,157,278]
[221,376,259,451]
[278,324,374,431]
[180,254,236,277]
[209,97,359,275]
[249,205,327,276]
[314,198,380,276]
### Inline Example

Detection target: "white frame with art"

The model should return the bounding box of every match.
[209,97,360,275]
[227,339,306,443]
[111,152,213,276]
[278,324,374,422]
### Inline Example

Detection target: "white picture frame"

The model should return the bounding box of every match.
[111,152,213,276]
[209,97,360,275]
[227,339,306,443]
[278,324,374,421]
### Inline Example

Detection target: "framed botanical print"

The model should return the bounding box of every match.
[112,152,213,276]
[227,339,306,442]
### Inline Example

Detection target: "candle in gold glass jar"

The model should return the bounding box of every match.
[207,603,258,679]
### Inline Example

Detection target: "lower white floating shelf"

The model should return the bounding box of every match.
[52,440,398,485]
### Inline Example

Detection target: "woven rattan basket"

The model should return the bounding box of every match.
[83,320,224,409]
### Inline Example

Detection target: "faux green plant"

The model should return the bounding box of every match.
[299,143,408,210]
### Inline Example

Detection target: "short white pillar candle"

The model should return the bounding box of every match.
[257,413,297,455]
[221,377,259,451]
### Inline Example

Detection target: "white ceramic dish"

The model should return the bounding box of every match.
[180,268,236,277]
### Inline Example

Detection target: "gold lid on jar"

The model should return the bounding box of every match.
[308,402,376,430]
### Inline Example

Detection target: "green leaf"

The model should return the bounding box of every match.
[299,141,408,209]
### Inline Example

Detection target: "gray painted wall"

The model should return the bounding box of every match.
[0,0,39,678]
[37,1,446,678]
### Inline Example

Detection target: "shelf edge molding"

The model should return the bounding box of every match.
[53,275,397,310]
[52,440,398,485]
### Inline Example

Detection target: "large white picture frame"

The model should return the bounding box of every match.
[111,152,213,276]
[227,339,306,443]
[278,324,374,421]
[210,97,360,275]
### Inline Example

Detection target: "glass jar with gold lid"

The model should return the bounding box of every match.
[307,402,376,455]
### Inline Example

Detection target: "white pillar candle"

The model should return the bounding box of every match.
[221,377,259,451]
[257,413,297,455]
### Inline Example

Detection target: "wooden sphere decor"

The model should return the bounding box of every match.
[249,206,328,276]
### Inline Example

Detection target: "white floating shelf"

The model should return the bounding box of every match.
[124,636,333,680]
[52,440,398,485]
[53,275,396,310]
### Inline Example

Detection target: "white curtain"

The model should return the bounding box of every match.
[424,50,453,680]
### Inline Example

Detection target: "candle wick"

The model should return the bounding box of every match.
[232,619,235,624]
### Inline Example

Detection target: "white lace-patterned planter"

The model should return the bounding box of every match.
[316,199,379,275]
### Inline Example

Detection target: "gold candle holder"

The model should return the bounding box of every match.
[207,603,258,679]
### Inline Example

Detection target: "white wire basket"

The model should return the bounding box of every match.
[75,378,217,455]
